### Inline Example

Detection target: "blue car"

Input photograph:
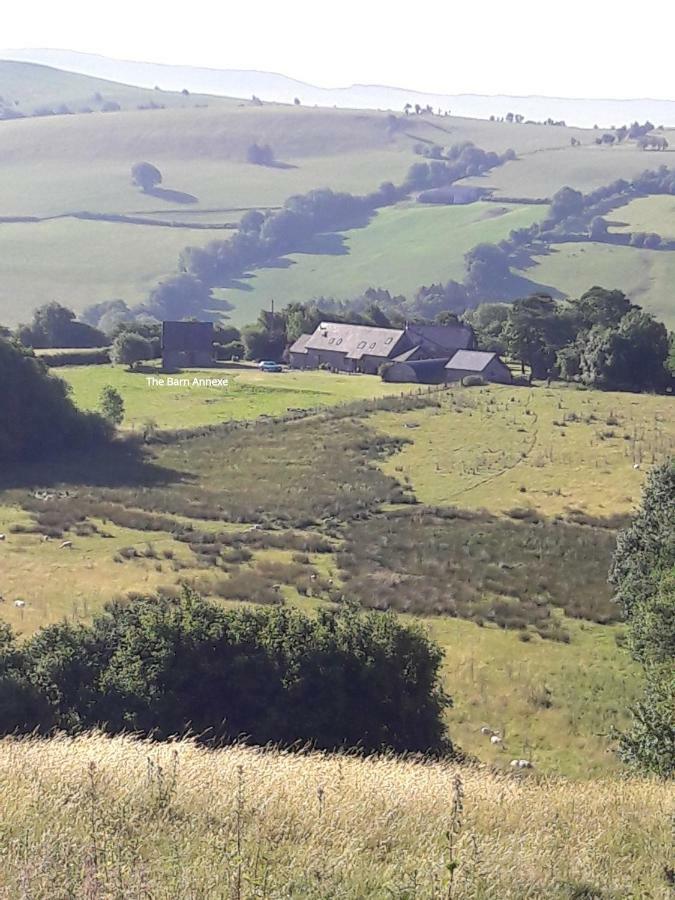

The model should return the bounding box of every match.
[258,360,283,372]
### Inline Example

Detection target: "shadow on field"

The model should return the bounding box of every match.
[145,186,199,205]
[0,439,182,492]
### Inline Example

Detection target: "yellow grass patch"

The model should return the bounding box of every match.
[0,732,671,898]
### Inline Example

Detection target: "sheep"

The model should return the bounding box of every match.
[510,759,533,769]
[480,726,495,736]
[0,534,6,541]
[490,735,503,745]
[59,540,73,550]
[14,600,25,608]
[41,535,51,542]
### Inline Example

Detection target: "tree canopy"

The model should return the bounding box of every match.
[0,337,110,463]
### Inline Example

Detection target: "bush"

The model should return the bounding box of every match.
[0,592,452,754]
[39,349,110,367]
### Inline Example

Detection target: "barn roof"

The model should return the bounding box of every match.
[405,323,474,354]
[162,321,214,351]
[405,357,450,378]
[305,322,406,361]
[288,333,312,355]
[445,350,499,372]
[392,345,421,363]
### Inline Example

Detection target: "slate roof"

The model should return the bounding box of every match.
[392,345,421,363]
[288,333,312,355]
[162,321,214,351]
[404,358,450,380]
[405,323,474,355]
[445,350,499,372]
[305,322,406,361]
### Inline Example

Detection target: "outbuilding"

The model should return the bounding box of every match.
[444,350,512,384]
[162,321,215,369]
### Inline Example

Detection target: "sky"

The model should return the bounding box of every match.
[3,0,675,100]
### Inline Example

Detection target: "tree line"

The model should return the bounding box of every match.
[610,460,674,777]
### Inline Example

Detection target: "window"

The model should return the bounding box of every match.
[329,337,335,344]
[385,337,393,345]
[336,338,343,345]
[357,341,367,349]
[369,342,376,349]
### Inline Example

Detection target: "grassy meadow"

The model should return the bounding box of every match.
[0,732,672,898]
[517,240,675,329]
[0,218,230,321]
[3,70,673,327]
[2,380,670,778]
[223,201,544,325]
[461,139,675,198]
[57,363,409,429]
[371,383,675,517]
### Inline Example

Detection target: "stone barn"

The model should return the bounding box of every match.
[444,350,512,384]
[288,320,475,374]
[162,321,215,369]
[382,358,449,384]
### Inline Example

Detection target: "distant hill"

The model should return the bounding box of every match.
[0,55,673,331]
[0,59,228,116]
[3,48,675,127]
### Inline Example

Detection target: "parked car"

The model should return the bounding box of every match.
[258,360,283,372]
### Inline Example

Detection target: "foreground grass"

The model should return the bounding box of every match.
[59,363,409,429]
[0,733,671,898]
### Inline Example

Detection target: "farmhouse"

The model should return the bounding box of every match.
[162,321,215,369]
[289,321,475,375]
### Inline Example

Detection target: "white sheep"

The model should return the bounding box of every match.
[490,735,503,745]
[510,759,533,769]
[480,726,495,736]
[0,534,6,541]
[14,600,25,608]
[60,540,73,550]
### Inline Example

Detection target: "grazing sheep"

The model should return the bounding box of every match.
[14,600,25,608]
[480,726,495,736]
[510,759,533,769]
[490,735,503,745]
[41,535,51,542]
[59,540,73,550]
[0,534,6,541]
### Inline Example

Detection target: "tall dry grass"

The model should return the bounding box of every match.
[0,733,672,898]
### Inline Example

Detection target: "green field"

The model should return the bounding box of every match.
[461,141,675,198]
[2,375,670,777]
[611,193,675,239]
[372,383,675,518]
[222,201,545,324]
[517,240,675,328]
[0,218,229,322]
[0,65,673,328]
[58,363,408,429]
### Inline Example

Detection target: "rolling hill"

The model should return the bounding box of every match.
[0,59,226,114]
[5,48,675,126]
[0,60,673,329]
